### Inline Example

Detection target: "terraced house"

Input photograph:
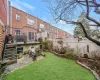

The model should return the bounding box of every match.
[9,6,70,41]
[0,1,72,64]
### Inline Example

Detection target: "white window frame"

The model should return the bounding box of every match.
[28,32,34,41]
[40,24,44,28]
[16,14,20,20]
[27,19,35,25]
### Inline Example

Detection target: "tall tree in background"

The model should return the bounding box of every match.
[74,12,91,38]
[44,0,100,46]
[91,29,100,39]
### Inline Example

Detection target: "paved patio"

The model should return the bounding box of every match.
[5,54,44,73]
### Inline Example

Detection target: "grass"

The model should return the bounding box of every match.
[7,52,95,80]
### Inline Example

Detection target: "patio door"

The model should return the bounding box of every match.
[28,32,34,41]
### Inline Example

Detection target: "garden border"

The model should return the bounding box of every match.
[77,61,100,80]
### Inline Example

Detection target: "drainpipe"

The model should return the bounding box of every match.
[7,1,9,27]
[7,1,12,34]
[10,2,12,34]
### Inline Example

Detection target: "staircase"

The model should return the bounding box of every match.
[3,44,17,64]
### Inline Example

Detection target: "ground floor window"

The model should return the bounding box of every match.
[17,47,23,54]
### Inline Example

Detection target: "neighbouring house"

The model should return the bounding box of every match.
[0,0,7,58]
[8,6,40,55]
[8,5,72,54]
[1,1,72,64]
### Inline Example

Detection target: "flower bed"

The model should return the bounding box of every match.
[78,58,100,77]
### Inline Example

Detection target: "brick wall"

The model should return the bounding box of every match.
[11,7,38,40]
[11,7,71,41]
[0,0,7,57]
[0,0,7,25]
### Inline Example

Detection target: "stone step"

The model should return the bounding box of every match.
[5,47,16,49]
[2,59,17,65]
[4,50,16,53]
[5,48,16,51]
[6,45,16,48]
[6,46,16,49]
[4,56,17,60]
[7,59,17,65]
[4,54,17,58]
[4,51,16,55]
[6,44,16,47]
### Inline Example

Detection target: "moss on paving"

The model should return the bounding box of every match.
[7,52,95,80]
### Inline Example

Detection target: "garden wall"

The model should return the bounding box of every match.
[52,38,100,58]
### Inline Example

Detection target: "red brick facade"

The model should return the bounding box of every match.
[0,0,7,25]
[11,7,38,41]
[10,7,71,41]
[0,0,7,56]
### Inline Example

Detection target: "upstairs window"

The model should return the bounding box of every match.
[40,24,44,28]
[16,14,20,20]
[27,19,35,25]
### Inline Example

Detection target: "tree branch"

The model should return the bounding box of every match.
[85,0,100,26]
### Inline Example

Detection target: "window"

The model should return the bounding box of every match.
[27,19,35,25]
[16,14,20,20]
[15,30,21,35]
[17,47,23,54]
[40,24,44,28]
[28,32,34,40]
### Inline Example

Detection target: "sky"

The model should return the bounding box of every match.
[9,0,75,34]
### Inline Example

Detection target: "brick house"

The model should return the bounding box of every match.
[0,0,7,25]
[8,6,72,53]
[0,0,7,57]
[9,6,71,42]
[10,7,38,42]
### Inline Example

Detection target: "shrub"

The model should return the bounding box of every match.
[0,59,7,80]
[90,50,100,60]
[53,46,60,53]
[65,48,78,60]
[59,47,67,54]
[38,38,43,43]
[35,47,41,56]
[35,47,40,53]
[43,40,53,51]
[57,40,63,47]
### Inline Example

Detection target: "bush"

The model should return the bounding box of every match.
[43,40,53,51]
[35,47,40,53]
[0,73,7,80]
[59,47,67,54]
[54,46,60,53]
[38,38,43,43]
[35,47,41,56]
[57,40,63,47]
[65,48,78,60]
[0,60,7,80]
[90,50,100,60]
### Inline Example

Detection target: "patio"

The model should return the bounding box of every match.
[5,54,43,73]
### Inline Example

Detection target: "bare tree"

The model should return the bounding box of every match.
[44,0,100,46]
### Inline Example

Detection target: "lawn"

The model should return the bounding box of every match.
[7,52,95,80]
